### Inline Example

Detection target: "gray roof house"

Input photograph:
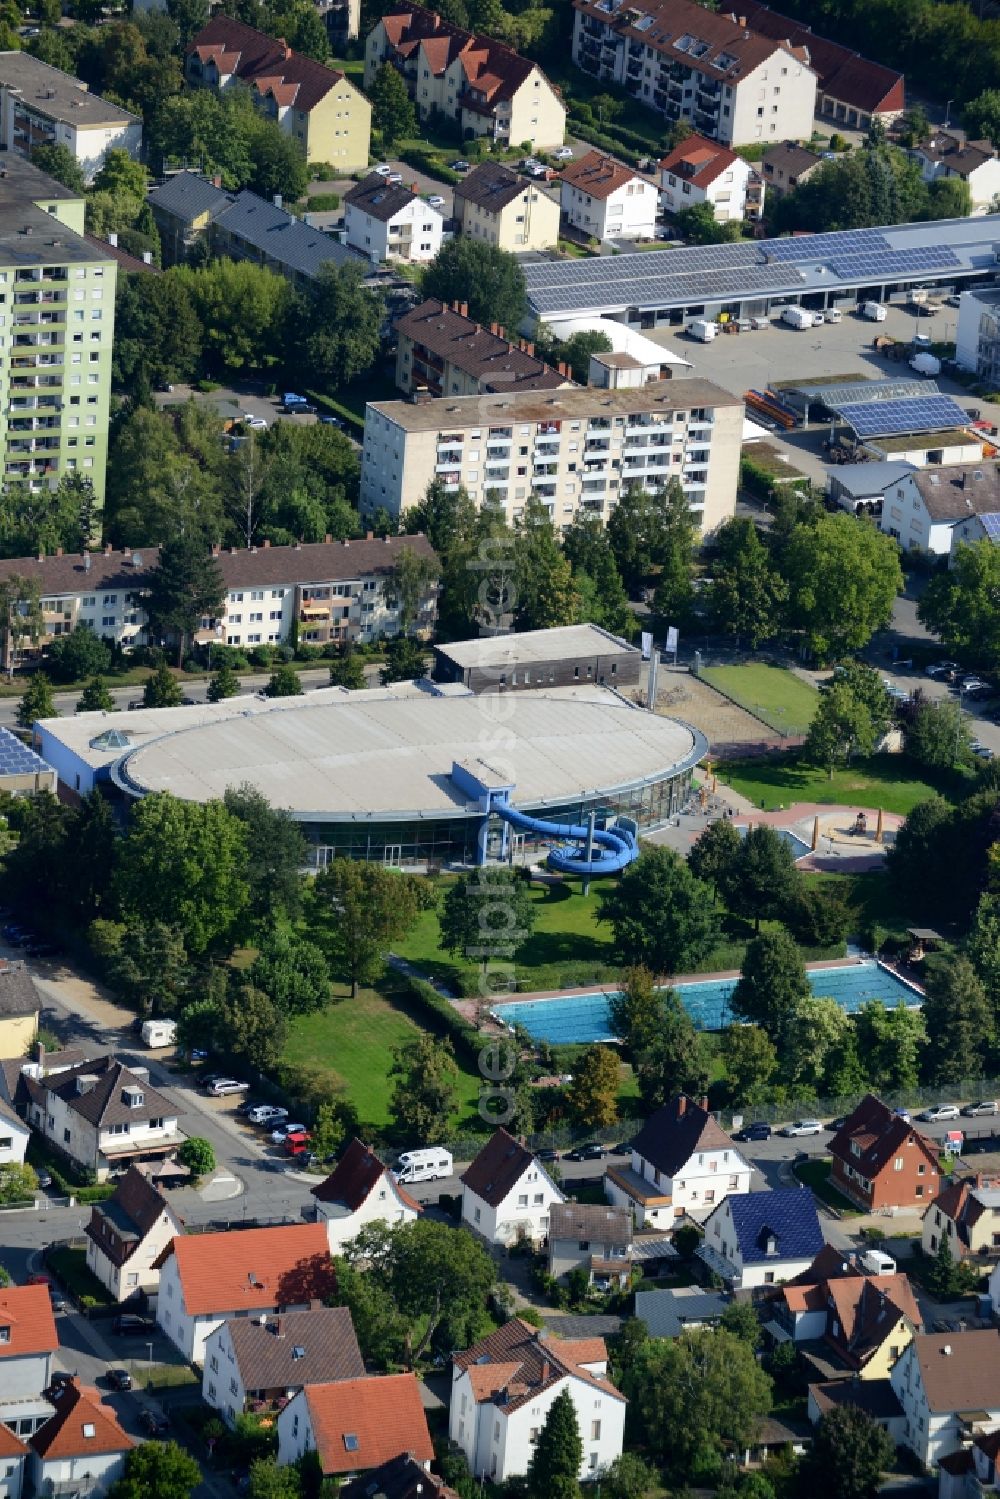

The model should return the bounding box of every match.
[202,1306,364,1427]
[634,1286,728,1338]
[21,1056,185,1182]
[548,1202,633,1287]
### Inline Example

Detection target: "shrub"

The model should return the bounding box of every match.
[398,146,460,184]
[294,643,323,662]
[304,192,340,211]
[248,644,278,668]
[401,975,481,1067]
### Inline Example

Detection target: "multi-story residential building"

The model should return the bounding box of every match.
[956,286,1000,390]
[891,1332,1000,1468]
[343,176,444,265]
[571,0,816,147]
[0,53,141,182]
[659,133,764,223]
[148,173,368,284]
[365,9,565,151]
[922,1176,1000,1262]
[605,1093,752,1227]
[186,16,371,170]
[395,298,570,397]
[0,1283,58,1441]
[28,1379,134,1499]
[202,1307,364,1427]
[697,1187,824,1290]
[0,155,116,511]
[558,151,658,242]
[311,1137,420,1253]
[453,161,561,251]
[828,1095,940,1212]
[460,1128,565,1246]
[360,378,743,531]
[84,1166,183,1306]
[911,133,1000,214]
[276,1374,434,1481]
[20,1056,184,1182]
[760,140,822,197]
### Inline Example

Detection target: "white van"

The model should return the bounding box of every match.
[826,308,842,324]
[394,1147,454,1184]
[862,300,887,321]
[781,305,814,330]
[860,1247,897,1276]
[140,1019,176,1049]
[689,318,717,342]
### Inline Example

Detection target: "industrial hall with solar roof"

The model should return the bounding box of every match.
[523,212,1000,326]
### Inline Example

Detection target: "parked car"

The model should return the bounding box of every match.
[284,1131,312,1156]
[919,1104,960,1122]
[35,1172,52,1189]
[106,1369,132,1391]
[450,160,470,171]
[962,1100,999,1116]
[827,1116,849,1131]
[734,1121,772,1141]
[973,743,995,761]
[387,172,403,185]
[208,1078,249,1097]
[780,1119,823,1137]
[926,661,959,679]
[112,1314,154,1336]
[564,1142,605,1161]
[318,415,343,429]
[239,414,268,431]
[894,1107,912,1122]
[535,1148,559,1162]
[426,194,446,208]
[247,1105,289,1127]
[553,146,574,159]
[138,1410,170,1437]
[271,1122,308,1144]
[373,164,392,176]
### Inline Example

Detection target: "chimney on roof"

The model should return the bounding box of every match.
[324,534,331,543]
[213,175,222,189]
[526,341,534,356]
[142,251,153,264]
[540,1360,550,1383]
[366,531,374,541]
[108,231,118,248]
[36,551,43,563]
[263,539,270,548]
[699,1096,708,1110]
[104,544,112,556]
[274,194,283,210]
[460,301,468,316]
[677,1096,687,1117]
[211,544,220,556]
[55,547,62,558]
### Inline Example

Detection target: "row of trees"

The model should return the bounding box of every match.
[805,661,975,778]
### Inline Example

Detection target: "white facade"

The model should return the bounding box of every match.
[699,1196,817,1289]
[878,468,1000,556]
[203,1322,254,1427]
[659,155,760,223]
[913,141,1000,215]
[24,1079,181,1183]
[890,1339,1000,1469]
[461,1160,564,1246]
[29,1448,126,1497]
[317,1172,419,1254]
[560,174,657,242]
[0,1114,29,1171]
[450,1361,625,1482]
[0,1453,22,1499]
[605,1140,751,1228]
[85,1201,182,1305]
[155,1252,216,1366]
[344,195,444,265]
[0,56,141,183]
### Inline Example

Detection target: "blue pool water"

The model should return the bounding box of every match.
[493,961,920,1044]
[736,824,812,861]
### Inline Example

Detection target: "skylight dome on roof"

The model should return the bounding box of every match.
[89,729,131,751]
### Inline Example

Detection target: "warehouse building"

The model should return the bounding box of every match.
[431,623,642,692]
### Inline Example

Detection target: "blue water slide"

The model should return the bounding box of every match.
[494,801,638,875]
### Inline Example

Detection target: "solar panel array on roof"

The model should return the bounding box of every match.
[528,259,804,314]
[792,377,928,406]
[0,728,48,776]
[836,395,971,438]
[979,512,1000,543]
[828,246,959,280]
[763,229,890,262]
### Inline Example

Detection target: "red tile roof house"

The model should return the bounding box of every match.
[0,1423,26,1499]
[659,134,764,224]
[557,150,659,243]
[28,1379,134,1498]
[460,1128,565,1247]
[0,1284,59,1443]
[276,1373,433,1481]
[311,1138,420,1254]
[155,1224,336,1365]
[828,1095,939,1212]
[448,1317,626,1482]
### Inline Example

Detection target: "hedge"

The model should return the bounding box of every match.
[398,148,461,186]
[27,1139,114,1204]
[399,974,481,1069]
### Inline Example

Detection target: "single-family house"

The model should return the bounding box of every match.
[808,1376,905,1440]
[276,1374,433,1479]
[203,1305,364,1426]
[453,161,561,252]
[911,133,1000,215]
[311,1137,421,1253]
[450,1317,625,1482]
[20,1055,184,1182]
[28,1380,134,1498]
[659,134,764,224]
[558,151,658,243]
[0,1285,58,1441]
[605,1093,752,1227]
[84,1166,183,1307]
[0,963,40,1063]
[939,1428,1000,1499]
[344,176,445,265]
[341,1454,460,1498]
[698,1188,824,1290]
[880,466,1000,558]
[0,1426,25,1499]
[460,1127,565,1246]
[924,1177,1000,1262]
[0,1101,29,1177]
[891,1331,1000,1468]
[155,1224,336,1365]
[547,1203,633,1288]
[829,1095,939,1212]
[634,1286,727,1338]
[760,141,822,198]
[775,1261,921,1378]
[828,460,916,517]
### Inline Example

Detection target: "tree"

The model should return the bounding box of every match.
[177,1137,215,1178]
[722,1024,777,1107]
[527,1389,583,1499]
[964,89,1000,148]
[105,405,225,549]
[17,672,55,728]
[603,1454,660,1499]
[113,270,203,391]
[688,818,741,900]
[312,860,428,995]
[389,1033,459,1142]
[143,536,225,667]
[514,498,580,630]
[0,573,42,675]
[94,918,190,1016]
[800,1406,893,1499]
[634,990,710,1113]
[422,238,527,333]
[676,200,742,244]
[224,784,307,926]
[176,258,292,375]
[440,866,536,970]
[723,825,799,932]
[731,930,810,1049]
[368,61,417,146]
[546,328,612,383]
[598,845,718,975]
[47,626,112,684]
[927,1231,959,1299]
[107,1441,202,1499]
[207,661,240,701]
[114,792,249,954]
[244,1459,300,1499]
[264,663,303,698]
[784,995,854,1094]
[805,681,877,777]
[651,483,697,627]
[608,965,663,1053]
[920,953,992,1085]
[567,1044,619,1126]
[709,518,787,647]
[907,697,972,768]
[855,1000,926,1092]
[385,545,440,633]
[142,661,183,708]
[0,1162,38,1204]
[380,636,428,685]
[220,982,288,1072]
[31,142,85,192]
[294,262,384,390]
[784,514,903,661]
[76,676,116,714]
[309,1102,347,1163]
[720,1301,762,1349]
[250,928,330,1015]
[968,894,1000,999]
[328,648,366,690]
[563,517,635,639]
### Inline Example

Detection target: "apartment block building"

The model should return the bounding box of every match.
[365,9,565,151]
[394,298,571,397]
[360,379,742,532]
[571,0,816,146]
[186,16,371,170]
[0,52,141,183]
[453,161,561,251]
[0,155,116,511]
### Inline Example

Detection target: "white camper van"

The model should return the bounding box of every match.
[781,305,814,330]
[140,1019,177,1049]
[861,301,887,321]
[394,1147,454,1184]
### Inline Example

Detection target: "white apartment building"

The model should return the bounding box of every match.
[878,463,1000,556]
[21,1056,184,1182]
[604,1093,752,1228]
[558,151,658,242]
[571,0,815,147]
[890,1332,1000,1468]
[659,133,764,223]
[344,176,444,265]
[360,379,743,532]
[460,1128,565,1247]
[956,285,1000,388]
[0,53,141,182]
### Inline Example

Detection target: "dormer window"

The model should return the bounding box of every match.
[0,1326,10,1344]
[123,1087,144,1109]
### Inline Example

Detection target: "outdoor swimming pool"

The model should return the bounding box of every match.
[492,961,921,1044]
[736,824,812,861]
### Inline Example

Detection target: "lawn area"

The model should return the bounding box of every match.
[45,1246,113,1308]
[701,664,819,736]
[794,1157,863,1216]
[716,752,970,815]
[283,979,482,1130]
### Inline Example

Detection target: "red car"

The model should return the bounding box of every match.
[283,1131,312,1157]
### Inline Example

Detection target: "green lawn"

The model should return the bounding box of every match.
[794,1157,864,1216]
[46,1246,114,1308]
[716,753,969,815]
[283,979,482,1129]
[700,664,819,736]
